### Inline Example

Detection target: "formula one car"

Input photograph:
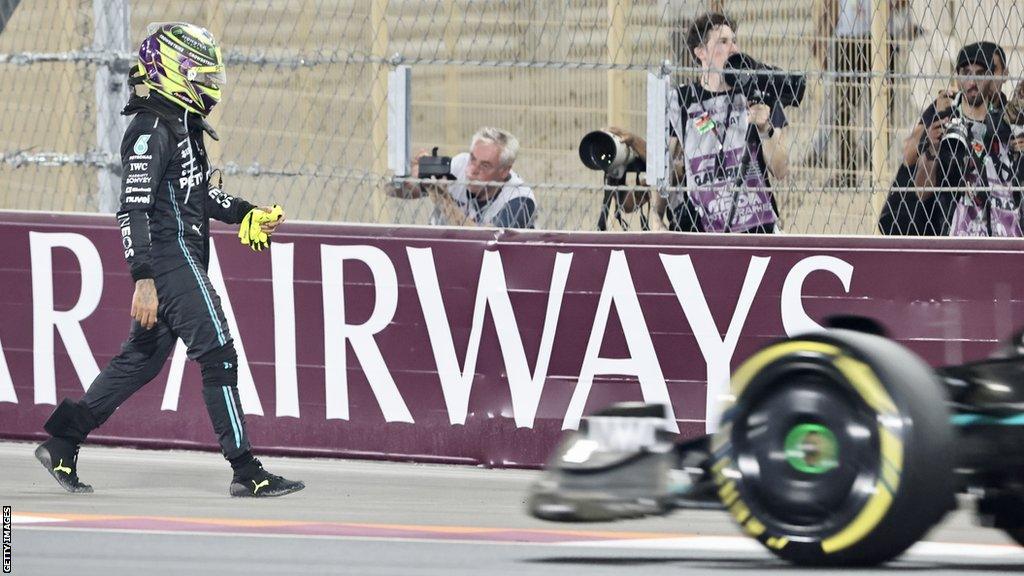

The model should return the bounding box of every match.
[527,321,1024,566]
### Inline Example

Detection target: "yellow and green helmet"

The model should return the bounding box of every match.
[138,22,226,116]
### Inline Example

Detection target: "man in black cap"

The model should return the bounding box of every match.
[967,41,1008,110]
[889,41,1022,236]
[908,42,1005,188]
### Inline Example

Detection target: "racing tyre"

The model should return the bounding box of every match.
[711,330,955,566]
[1006,528,1024,548]
[982,495,1024,547]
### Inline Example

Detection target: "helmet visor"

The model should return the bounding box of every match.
[189,66,227,87]
[146,21,176,36]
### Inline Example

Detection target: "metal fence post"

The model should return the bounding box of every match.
[869,0,891,227]
[371,0,391,223]
[646,67,669,191]
[607,0,631,127]
[387,65,411,177]
[443,0,460,149]
[93,0,130,213]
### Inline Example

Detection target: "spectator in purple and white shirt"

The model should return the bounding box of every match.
[610,12,790,233]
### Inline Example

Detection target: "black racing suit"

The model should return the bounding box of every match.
[71,93,257,459]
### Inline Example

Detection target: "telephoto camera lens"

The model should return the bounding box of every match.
[578,130,638,179]
[579,131,620,171]
[937,116,972,189]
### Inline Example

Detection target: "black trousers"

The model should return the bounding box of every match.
[80,264,251,459]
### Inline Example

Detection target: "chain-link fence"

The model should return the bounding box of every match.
[2,1,1023,234]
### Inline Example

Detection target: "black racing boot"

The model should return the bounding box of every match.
[229,458,305,498]
[34,437,93,494]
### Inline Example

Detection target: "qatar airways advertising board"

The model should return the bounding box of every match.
[0,211,1021,466]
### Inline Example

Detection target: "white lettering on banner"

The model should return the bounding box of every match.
[160,242,264,414]
[160,340,188,411]
[407,248,573,428]
[661,254,770,433]
[29,233,102,405]
[272,243,300,418]
[207,241,263,415]
[320,245,412,422]
[781,256,854,336]
[564,250,677,432]
[0,323,13,403]
[14,227,858,432]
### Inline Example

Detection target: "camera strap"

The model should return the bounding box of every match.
[706,99,735,157]
[689,84,735,159]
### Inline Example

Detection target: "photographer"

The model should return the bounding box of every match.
[577,127,664,231]
[388,127,536,229]
[884,43,1007,235]
[908,42,1024,236]
[612,12,791,233]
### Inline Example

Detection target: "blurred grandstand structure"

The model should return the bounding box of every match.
[1,0,1022,234]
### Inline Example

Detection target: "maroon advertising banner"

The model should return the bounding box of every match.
[0,210,1022,467]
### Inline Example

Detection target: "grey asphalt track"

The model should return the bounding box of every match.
[2,440,1023,575]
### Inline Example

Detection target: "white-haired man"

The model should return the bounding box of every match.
[392,127,537,229]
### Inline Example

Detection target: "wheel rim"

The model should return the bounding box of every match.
[784,423,839,475]
[731,364,881,535]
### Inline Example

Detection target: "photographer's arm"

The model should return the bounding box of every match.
[606,127,647,161]
[902,122,926,167]
[914,119,948,198]
[913,155,937,196]
[386,149,430,199]
[649,195,668,231]
[761,129,789,180]
[751,103,789,180]
[912,94,955,198]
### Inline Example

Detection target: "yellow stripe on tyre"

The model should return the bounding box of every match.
[833,356,898,416]
[878,428,904,492]
[821,481,894,553]
[823,356,903,554]
[730,341,841,396]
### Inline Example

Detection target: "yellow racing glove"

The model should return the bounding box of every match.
[238,205,284,251]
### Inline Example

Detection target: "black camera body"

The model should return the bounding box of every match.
[723,52,806,109]
[940,112,972,156]
[418,147,455,180]
[917,93,969,158]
